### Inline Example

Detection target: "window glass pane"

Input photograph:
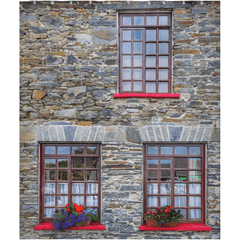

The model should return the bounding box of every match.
[160,159,171,168]
[72,196,84,205]
[45,196,55,206]
[148,196,158,207]
[148,146,158,155]
[58,159,68,168]
[159,16,168,25]
[134,30,142,40]
[134,16,144,25]
[148,159,158,168]
[58,183,68,194]
[134,82,142,91]
[44,208,54,218]
[159,56,168,67]
[57,146,70,155]
[45,159,56,168]
[159,69,168,80]
[86,170,98,181]
[189,171,201,182]
[45,170,55,180]
[189,196,201,207]
[123,42,131,54]
[72,146,84,154]
[189,209,201,219]
[72,158,84,168]
[86,196,98,206]
[175,147,187,155]
[123,55,131,67]
[161,146,173,154]
[175,196,186,207]
[146,69,156,80]
[189,158,201,169]
[159,43,169,54]
[123,69,131,80]
[45,183,55,194]
[159,29,169,41]
[190,147,201,155]
[147,16,157,25]
[123,16,131,25]
[133,69,142,80]
[72,170,84,181]
[123,30,131,40]
[174,158,187,169]
[174,183,187,194]
[87,183,98,194]
[57,196,68,207]
[87,146,97,154]
[160,183,171,194]
[148,171,158,181]
[134,42,142,53]
[86,158,99,168]
[133,55,142,67]
[58,171,68,181]
[158,82,168,93]
[72,183,84,194]
[148,183,158,194]
[160,196,171,207]
[146,43,156,54]
[189,184,201,194]
[146,30,156,41]
[175,170,187,181]
[146,56,156,67]
[161,171,171,181]
[45,146,55,154]
[123,82,131,91]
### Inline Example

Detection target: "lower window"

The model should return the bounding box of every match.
[144,144,205,223]
[40,143,101,222]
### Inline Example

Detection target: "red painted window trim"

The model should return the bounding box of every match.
[139,223,211,231]
[34,222,106,230]
[113,93,180,98]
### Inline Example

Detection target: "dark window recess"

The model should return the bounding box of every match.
[119,13,172,93]
[144,144,205,223]
[41,144,101,222]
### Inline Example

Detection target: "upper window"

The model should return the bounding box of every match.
[41,144,101,222]
[144,144,205,223]
[119,13,172,93]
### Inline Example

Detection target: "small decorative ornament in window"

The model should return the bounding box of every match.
[147,1,150,5]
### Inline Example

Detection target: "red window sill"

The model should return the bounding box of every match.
[34,222,106,230]
[139,223,211,231]
[113,93,180,98]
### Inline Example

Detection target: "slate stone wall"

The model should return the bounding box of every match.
[20,1,220,239]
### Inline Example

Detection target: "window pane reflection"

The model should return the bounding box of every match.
[161,171,171,181]
[160,183,171,194]
[148,196,158,207]
[148,171,158,181]
[148,183,158,194]
[161,196,171,207]
[148,159,158,168]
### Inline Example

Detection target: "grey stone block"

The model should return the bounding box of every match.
[154,126,163,141]
[73,126,84,141]
[81,127,91,141]
[93,27,117,45]
[49,121,72,125]
[63,126,77,141]
[195,127,205,141]
[88,127,98,141]
[54,109,78,118]
[202,128,214,142]
[161,126,169,141]
[147,126,156,142]
[126,127,141,144]
[42,126,50,141]
[169,127,183,142]
[57,126,65,141]
[95,127,105,142]
[188,127,197,141]
[35,126,43,141]
[139,127,149,142]
[104,131,117,142]
[210,128,220,142]
[49,126,58,141]
[39,75,57,81]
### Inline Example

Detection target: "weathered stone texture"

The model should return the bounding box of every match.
[20,1,220,239]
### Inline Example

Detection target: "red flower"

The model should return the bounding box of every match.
[65,203,69,208]
[169,206,172,209]
[165,209,169,213]
[156,208,160,212]
[74,204,84,213]
[66,208,70,212]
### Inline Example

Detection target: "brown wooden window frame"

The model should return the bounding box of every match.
[143,143,206,223]
[40,143,101,223]
[119,13,172,93]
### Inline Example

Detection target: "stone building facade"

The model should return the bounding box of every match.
[20,1,220,239]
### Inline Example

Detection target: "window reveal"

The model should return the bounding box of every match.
[144,144,205,223]
[119,13,172,93]
[41,144,101,222]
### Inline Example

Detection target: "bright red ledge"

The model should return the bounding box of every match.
[139,223,211,231]
[34,222,106,230]
[113,93,180,98]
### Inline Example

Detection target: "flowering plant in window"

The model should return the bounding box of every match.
[155,206,183,225]
[143,209,157,220]
[84,209,99,222]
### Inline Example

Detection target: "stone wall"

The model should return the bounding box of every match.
[20,1,220,239]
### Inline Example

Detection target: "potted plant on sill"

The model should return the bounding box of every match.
[143,209,158,227]
[83,208,99,226]
[155,206,183,227]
